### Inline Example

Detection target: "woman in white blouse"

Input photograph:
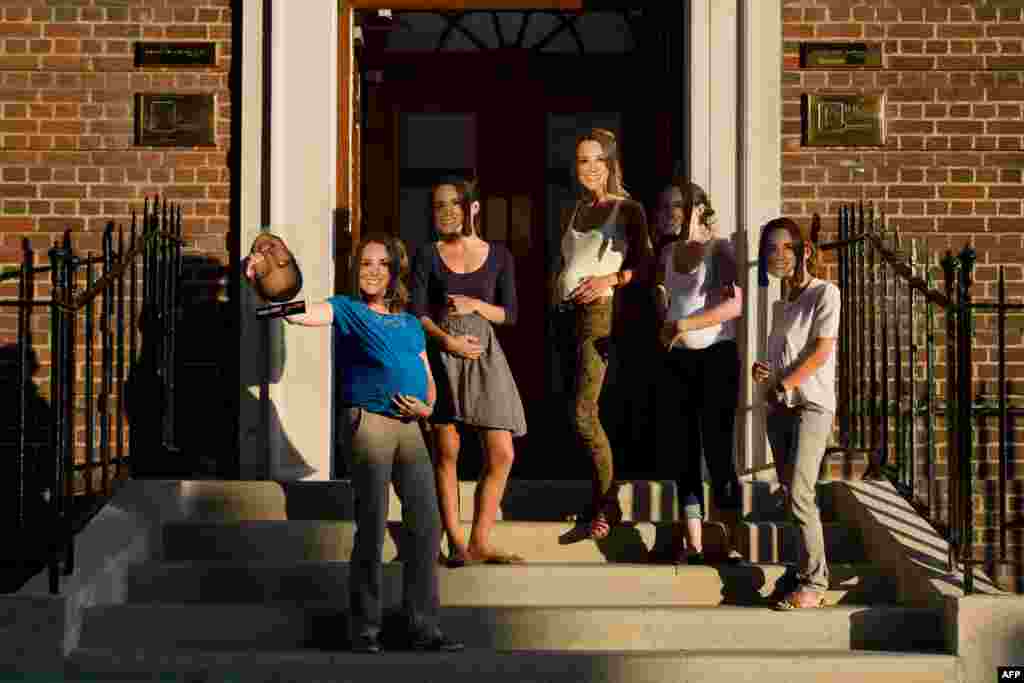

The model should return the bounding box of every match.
[552,128,653,540]
[654,178,743,564]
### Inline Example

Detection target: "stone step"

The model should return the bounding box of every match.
[733,520,865,564]
[66,647,963,683]
[270,479,840,523]
[162,519,864,565]
[78,603,946,653]
[123,561,899,607]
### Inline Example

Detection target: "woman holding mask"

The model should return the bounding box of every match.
[250,233,462,654]
[653,179,743,564]
[410,177,527,567]
[752,217,840,610]
[552,128,653,540]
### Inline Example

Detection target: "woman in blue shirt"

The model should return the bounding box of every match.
[267,232,462,654]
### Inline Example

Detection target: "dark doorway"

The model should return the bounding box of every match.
[355,8,685,480]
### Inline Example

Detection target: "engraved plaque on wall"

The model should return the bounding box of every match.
[134,42,217,68]
[802,93,885,147]
[800,42,882,69]
[135,94,215,147]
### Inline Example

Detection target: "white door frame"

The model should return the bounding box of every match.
[238,0,781,480]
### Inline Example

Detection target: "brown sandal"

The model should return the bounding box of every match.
[588,488,623,541]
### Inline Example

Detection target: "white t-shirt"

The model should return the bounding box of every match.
[557,201,628,301]
[766,278,841,413]
[663,239,737,350]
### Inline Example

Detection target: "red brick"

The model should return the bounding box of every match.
[938,56,984,70]
[889,56,935,70]
[937,120,985,135]
[889,24,935,39]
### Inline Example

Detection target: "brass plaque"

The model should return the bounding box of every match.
[135,94,215,147]
[802,93,885,147]
[134,42,217,68]
[800,42,882,68]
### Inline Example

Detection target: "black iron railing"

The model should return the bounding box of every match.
[1,197,182,594]
[818,202,1024,594]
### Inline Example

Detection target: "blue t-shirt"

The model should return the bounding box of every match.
[329,295,428,417]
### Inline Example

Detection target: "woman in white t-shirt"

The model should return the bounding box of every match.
[654,179,743,564]
[751,217,841,611]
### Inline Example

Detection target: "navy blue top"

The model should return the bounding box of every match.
[328,295,428,417]
[409,242,517,325]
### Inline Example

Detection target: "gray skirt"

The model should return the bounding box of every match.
[432,312,527,437]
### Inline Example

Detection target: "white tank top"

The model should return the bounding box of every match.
[663,241,736,349]
[557,201,628,302]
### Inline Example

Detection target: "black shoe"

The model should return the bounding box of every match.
[351,634,382,654]
[409,632,465,652]
[686,552,706,565]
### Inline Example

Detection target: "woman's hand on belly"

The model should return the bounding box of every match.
[442,333,483,360]
[570,274,615,305]
[393,394,433,419]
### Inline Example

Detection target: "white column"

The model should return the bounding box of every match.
[238,0,269,479]
[691,0,781,475]
[738,0,782,475]
[266,1,338,480]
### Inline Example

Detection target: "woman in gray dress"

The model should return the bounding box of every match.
[410,177,527,567]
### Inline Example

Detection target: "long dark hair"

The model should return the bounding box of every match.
[653,177,716,253]
[757,217,816,288]
[431,176,481,237]
[573,128,629,199]
[349,232,410,312]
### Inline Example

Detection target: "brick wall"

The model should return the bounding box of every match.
[0,0,236,492]
[782,0,1024,593]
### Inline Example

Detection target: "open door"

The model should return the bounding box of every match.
[341,3,685,481]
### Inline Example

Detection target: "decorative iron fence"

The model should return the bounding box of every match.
[818,202,1024,594]
[0,198,182,595]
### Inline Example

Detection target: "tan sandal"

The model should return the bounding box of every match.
[774,590,826,611]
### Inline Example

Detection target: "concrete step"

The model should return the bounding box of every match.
[66,647,963,683]
[123,561,899,607]
[272,479,840,523]
[734,520,865,564]
[78,602,946,653]
[281,479,680,522]
[162,519,863,564]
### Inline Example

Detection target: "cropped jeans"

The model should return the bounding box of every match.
[765,404,834,593]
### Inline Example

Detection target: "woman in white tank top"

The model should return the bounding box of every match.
[654,179,743,564]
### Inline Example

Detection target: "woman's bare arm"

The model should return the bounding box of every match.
[283,301,333,327]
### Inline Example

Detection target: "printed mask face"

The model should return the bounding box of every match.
[576,140,609,197]
[248,233,302,302]
[433,184,465,241]
[763,229,800,280]
[358,241,391,300]
[655,186,684,237]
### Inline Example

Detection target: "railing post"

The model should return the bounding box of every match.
[838,205,851,450]
[925,250,936,517]
[940,251,958,574]
[84,256,96,498]
[16,238,32,533]
[958,245,976,594]
[116,225,126,482]
[857,201,867,449]
[997,266,1008,564]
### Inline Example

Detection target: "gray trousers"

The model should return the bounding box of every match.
[766,404,834,593]
[345,407,442,640]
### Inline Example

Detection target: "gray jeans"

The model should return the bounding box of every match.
[345,407,442,640]
[766,404,834,593]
